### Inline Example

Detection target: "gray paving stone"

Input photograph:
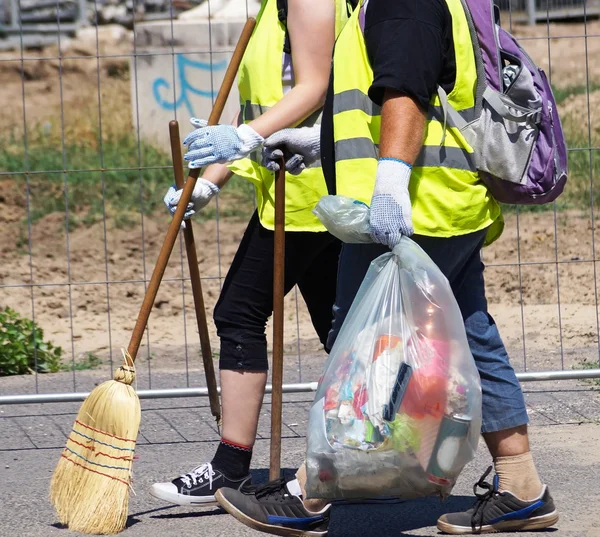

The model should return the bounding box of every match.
[1,369,600,537]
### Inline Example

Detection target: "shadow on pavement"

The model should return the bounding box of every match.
[125,469,559,537]
[127,505,225,525]
[126,505,182,526]
[120,490,559,536]
[252,467,300,484]
[328,495,475,537]
[149,508,225,520]
[330,493,559,537]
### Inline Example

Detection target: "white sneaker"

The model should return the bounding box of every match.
[150,462,252,506]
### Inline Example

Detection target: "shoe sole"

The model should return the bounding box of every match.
[149,486,218,507]
[437,510,559,535]
[215,490,328,537]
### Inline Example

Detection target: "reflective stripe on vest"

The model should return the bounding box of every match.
[335,139,476,172]
[332,89,380,116]
[331,0,502,242]
[226,0,351,232]
[333,88,477,129]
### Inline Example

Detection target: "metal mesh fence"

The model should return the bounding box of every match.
[498,0,585,9]
[499,0,600,24]
[1,0,600,402]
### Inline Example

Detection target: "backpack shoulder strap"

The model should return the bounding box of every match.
[277,0,292,54]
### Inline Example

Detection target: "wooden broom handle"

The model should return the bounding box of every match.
[168,120,221,424]
[270,163,286,480]
[127,17,257,361]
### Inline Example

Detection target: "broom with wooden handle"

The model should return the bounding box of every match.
[270,163,286,480]
[168,120,221,431]
[49,17,256,535]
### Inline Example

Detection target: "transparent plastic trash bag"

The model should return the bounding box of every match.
[306,197,482,500]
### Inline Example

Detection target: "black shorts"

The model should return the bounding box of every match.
[214,211,341,371]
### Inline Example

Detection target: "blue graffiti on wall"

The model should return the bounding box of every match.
[153,54,228,117]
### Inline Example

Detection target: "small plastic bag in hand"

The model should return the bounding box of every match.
[306,200,482,501]
[312,196,372,244]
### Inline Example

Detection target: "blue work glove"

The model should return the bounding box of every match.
[183,118,264,169]
[369,158,414,247]
[163,178,220,220]
[262,126,321,175]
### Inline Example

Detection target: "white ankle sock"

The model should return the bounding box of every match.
[286,478,303,498]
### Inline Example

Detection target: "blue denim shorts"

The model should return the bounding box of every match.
[327,230,529,434]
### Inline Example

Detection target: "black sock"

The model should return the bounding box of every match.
[211,438,253,479]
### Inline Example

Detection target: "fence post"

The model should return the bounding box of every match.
[10,0,19,30]
[527,0,536,25]
[77,0,88,27]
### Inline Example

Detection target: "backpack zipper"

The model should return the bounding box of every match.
[548,101,559,186]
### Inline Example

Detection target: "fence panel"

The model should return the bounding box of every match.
[1,0,599,404]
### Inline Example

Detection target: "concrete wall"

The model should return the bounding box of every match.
[131,19,246,149]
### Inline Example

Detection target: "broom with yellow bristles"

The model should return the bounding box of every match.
[49,17,256,535]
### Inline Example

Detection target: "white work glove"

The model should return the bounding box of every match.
[183,118,264,169]
[262,126,321,175]
[163,178,220,220]
[369,158,414,247]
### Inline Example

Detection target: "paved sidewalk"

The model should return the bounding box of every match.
[1,383,600,537]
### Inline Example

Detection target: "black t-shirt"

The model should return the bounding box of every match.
[365,0,456,109]
[320,0,457,193]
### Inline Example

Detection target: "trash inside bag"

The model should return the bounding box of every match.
[306,197,482,500]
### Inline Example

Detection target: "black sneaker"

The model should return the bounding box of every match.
[216,477,331,537]
[150,462,251,506]
[437,466,559,534]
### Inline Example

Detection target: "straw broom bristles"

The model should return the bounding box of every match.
[50,351,141,534]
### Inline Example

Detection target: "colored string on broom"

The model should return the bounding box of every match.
[59,419,137,486]
[50,350,141,534]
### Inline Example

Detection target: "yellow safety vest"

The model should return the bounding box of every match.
[332,0,503,244]
[228,0,352,232]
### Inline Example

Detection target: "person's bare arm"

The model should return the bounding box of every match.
[369,89,426,245]
[200,163,233,188]
[379,89,426,163]
[248,0,335,137]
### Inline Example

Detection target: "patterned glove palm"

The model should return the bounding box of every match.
[262,126,321,175]
[369,158,414,248]
[163,178,220,220]
[183,118,264,169]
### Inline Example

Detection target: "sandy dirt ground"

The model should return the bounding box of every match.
[1,197,599,384]
[2,21,600,390]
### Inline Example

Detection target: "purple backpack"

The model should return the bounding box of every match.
[444,0,568,205]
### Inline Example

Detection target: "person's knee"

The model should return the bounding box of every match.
[217,327,269,372]
[481,409,529,435]
[214,295,270,371]
[480,376,528,434]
